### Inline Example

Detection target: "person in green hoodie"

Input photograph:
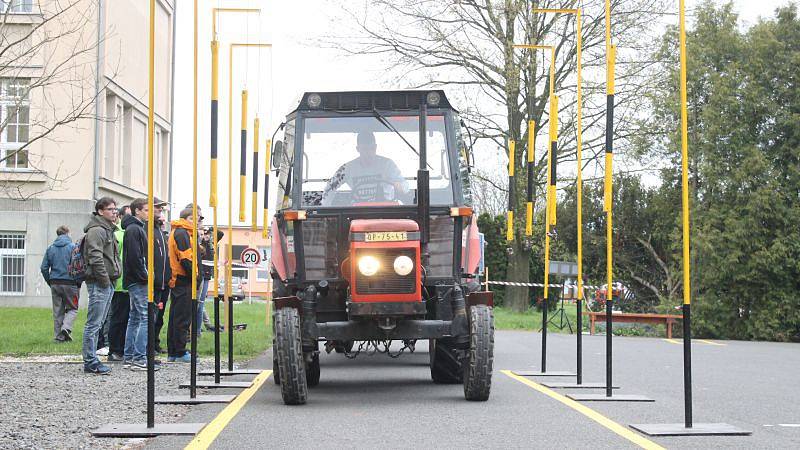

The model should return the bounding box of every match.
[82,197,121,375]
[106,210,129,362]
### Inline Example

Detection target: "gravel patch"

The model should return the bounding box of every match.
[0,357,225,449]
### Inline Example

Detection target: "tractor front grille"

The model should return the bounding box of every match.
[354,248,416,295]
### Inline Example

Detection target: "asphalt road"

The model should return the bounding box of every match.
[151,330,800,449]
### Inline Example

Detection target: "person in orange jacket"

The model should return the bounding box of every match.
[166,205,202,362]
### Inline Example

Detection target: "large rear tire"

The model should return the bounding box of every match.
[429,339,462,384]
[463,305,494,401]
[274,307,307,405]
[272,342,280,385]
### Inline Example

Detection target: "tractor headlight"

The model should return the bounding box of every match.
[426,91,441,107]
[393,255,414,276]
[357,255,380,277]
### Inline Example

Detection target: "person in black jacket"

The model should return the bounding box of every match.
[150,200,171,353]
[121,198,158,371]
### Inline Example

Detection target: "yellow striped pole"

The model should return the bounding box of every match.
[525,120,535,236]
[544,95,558,299]
[239,90,248,222]
[145,0,156,427]
[604,0,615,399]
[189,0,199,398]
[251,117,259,231]
[506,139,515,241]
[679,0,694,427]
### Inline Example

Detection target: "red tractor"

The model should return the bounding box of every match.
[268,90,494,404]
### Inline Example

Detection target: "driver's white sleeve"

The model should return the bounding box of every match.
[321,164,347,205]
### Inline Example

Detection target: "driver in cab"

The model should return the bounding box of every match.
[321,131,409,205]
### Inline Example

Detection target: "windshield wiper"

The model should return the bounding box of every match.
[372,108,434,170]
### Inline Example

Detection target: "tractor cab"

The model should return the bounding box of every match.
[269,90,494,405]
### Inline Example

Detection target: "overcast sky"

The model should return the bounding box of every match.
[170,0,795,225]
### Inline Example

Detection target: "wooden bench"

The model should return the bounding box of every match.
[583,312,683,338]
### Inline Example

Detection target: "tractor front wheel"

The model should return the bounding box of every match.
[429,339,462,384]
[463,305,494,401]
[274,307,307,405]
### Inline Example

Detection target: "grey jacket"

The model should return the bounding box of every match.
[83,213,121,287]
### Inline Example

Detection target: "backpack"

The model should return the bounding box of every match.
[68,237,87,281]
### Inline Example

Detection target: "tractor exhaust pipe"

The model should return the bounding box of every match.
[418,99,430,255]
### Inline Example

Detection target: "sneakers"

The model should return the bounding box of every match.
[130,360,161,371]
[107,353,124,362]
[84,364,112,375]
[123,360,132,369]
[56,329,72,342]
[168,352,192,363]
[96,346,109,356]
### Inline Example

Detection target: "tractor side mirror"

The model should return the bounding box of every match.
[271,140,285,169]
[459,119,474,173]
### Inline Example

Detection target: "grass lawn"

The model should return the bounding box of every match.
[1,300,597,357]
[0,301,272,359]
[494,304,587,333]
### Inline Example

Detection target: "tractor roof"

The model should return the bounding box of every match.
[293,90,456,113]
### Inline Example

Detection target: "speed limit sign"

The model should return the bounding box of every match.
[240,247,261,268]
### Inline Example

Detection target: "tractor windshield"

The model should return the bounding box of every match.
[300,115,453,207]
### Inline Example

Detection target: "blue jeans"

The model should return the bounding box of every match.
[83,282,114,369]
[124,283,149,362]
[196,279,209,336]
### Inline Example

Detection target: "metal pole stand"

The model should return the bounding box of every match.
[567,295,651,402]
[190,295,254,388]
[92,303,205,436]
[198,294,260,378]
[630,304,750,435]
[513,290,575,378]
[541,294,611,390]
[156,292,236,404]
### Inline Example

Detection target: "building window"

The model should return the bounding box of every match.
[0,232,25,295]
[0,78,30,170]
[1,0,34,13]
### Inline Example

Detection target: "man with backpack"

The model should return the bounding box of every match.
[40,225,79,342]
[82,197,122,375]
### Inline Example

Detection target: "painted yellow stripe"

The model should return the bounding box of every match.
[664,338,725,346]
[502,370,665,450]
[185,370,272,450]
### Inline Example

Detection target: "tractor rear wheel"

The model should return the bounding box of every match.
[429,339,462,384]
[272,341,280,385]
[463,305,494,401]
[274,307,307,405]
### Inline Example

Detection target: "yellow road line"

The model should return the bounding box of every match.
[501,370,665,450]
[664,338,725,346]
[185,370,272,450]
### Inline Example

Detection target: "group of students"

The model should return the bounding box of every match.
[40,197,222,375]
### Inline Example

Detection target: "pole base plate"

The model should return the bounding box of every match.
[629,423,751,436]
[567,393,654,402]
[179,380,252,389]
[542,382,619,389]
[91,422,205,437]
[512,370,577,377]
[197,369,262,377]
[154,394,236,404]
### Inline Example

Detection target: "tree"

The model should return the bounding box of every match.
[0,0,110,200]
[329,0,668,311]
[640,2,800,341]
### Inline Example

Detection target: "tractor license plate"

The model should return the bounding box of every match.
[365,231,407,242]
